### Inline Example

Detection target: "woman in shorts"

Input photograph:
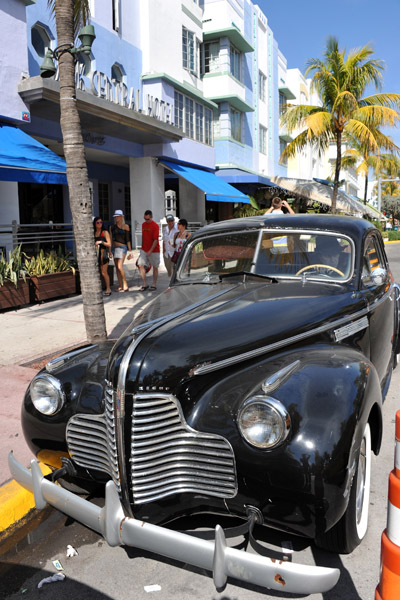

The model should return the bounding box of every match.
[109,210,133,292]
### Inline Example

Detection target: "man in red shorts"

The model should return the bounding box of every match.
[137,210,160,291]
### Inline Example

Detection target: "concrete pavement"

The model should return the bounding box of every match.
[0,254,171,534]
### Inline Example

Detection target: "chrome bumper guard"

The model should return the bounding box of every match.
[9,452,339,594]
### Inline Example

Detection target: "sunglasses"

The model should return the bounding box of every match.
[96,220,103,224]
[144,217,151,221]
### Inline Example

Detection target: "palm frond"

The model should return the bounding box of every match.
[355,105,400,128]
[360,93,400,110]
[345,119,380,153]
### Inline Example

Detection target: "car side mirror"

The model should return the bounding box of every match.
[370,267,388,287]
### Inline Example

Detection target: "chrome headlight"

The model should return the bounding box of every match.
[30,374,65,415]
[238,396,290,449]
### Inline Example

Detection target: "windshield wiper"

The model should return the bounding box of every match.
[218,271,278,283]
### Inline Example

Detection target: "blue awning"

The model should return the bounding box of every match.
[0,124,67,184]
[216,168,278,187]
[160,160,250,204]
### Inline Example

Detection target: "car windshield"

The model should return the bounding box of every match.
[177,229,354,282]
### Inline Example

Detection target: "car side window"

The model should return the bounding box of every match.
[361,235,385,287]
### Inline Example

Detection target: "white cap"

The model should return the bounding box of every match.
[113,209,124,217]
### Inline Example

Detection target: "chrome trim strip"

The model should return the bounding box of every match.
[192,307,370,376]
[8,452,340,595]
[334,316,369,342]
[46,345,98,372]
[192,285,394,376]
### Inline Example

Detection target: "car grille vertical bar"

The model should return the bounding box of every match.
[130,393,237,504]
[66,381,121,492]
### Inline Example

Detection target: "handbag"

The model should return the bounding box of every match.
[171,250,181,264]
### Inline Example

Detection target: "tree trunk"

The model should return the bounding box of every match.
[54,0,107,343]
[364,174,368,205]
[332,131,342,214]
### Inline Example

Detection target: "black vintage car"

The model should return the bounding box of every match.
[10,214,400,595]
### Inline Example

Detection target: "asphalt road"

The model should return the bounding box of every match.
[1,243,399,600]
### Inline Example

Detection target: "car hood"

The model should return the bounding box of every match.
[110,277,365,390]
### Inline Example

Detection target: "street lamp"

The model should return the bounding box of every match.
[40,25,96,78]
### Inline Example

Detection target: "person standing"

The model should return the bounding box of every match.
[162,214,178,277]
[264,197,294,214]
[109,209,133,292]
[93,217,112,296]
[171,218,191,263]
[138,210,160,291]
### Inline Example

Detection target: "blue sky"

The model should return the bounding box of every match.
[257,0,400,146]
[258,0,399,94]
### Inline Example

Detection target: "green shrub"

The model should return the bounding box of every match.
[24,247,76,277]
[387,231,400,241]
[0,245,27,287]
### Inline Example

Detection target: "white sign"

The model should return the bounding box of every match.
[73,63,173,125]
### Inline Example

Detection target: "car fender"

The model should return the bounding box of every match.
[184,344,382,536]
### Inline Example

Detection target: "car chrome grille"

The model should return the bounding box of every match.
[66,382,121,491]
[130,394,237,504]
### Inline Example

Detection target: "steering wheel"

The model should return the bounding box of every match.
[296,264,345,277]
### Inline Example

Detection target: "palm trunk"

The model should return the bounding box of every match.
[55,0,107,343]
[363,174,368,205]
[332,131,342,214]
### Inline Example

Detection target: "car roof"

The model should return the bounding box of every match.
[192,214,377,241]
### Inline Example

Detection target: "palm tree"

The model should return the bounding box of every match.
[281,37,400,213]
[341,134,399,204]
[48,0,107,342]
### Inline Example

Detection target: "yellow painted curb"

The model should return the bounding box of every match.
[0,463,51,533]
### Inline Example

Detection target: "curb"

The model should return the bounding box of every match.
[0,462,51,537]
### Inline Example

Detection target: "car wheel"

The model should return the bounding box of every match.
[316,422,371,554]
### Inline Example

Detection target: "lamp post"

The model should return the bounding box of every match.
[40,25,96,78]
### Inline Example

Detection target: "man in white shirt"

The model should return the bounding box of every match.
[162,214,178,276]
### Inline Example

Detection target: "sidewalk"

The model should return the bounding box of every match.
[0,255,170,534]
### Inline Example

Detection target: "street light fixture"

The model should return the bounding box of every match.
[40,25,96,78]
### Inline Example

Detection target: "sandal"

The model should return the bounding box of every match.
[103,291,112,297]
[118,288,129,293]
[149,286,157,291]
[138,286,149,292]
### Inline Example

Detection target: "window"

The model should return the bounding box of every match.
[175,91,212,145]
[112,0,120,32]
[31,23,52,58]
[98,182,110,221]
[174,91,184,130]
[362,236,385,286]
[111,63,124,83]
[259,71,266,102]
[196,103,204,141]
[182,27,198,75]
[201,42,219,75]
[185,97,194,139]
[230,108,242,142]
[279,139,288,164]
[205,108,212,145]
[230,45,241,81]
[279,92,287,115]
[259,125,267,155]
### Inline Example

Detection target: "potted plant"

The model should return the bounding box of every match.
[25,247,78,302]
[0,246,30,310]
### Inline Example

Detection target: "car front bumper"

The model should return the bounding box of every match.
[9,452,339,594]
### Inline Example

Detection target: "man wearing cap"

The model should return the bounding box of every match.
[162,214,178,277]
[137,210,160,291]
